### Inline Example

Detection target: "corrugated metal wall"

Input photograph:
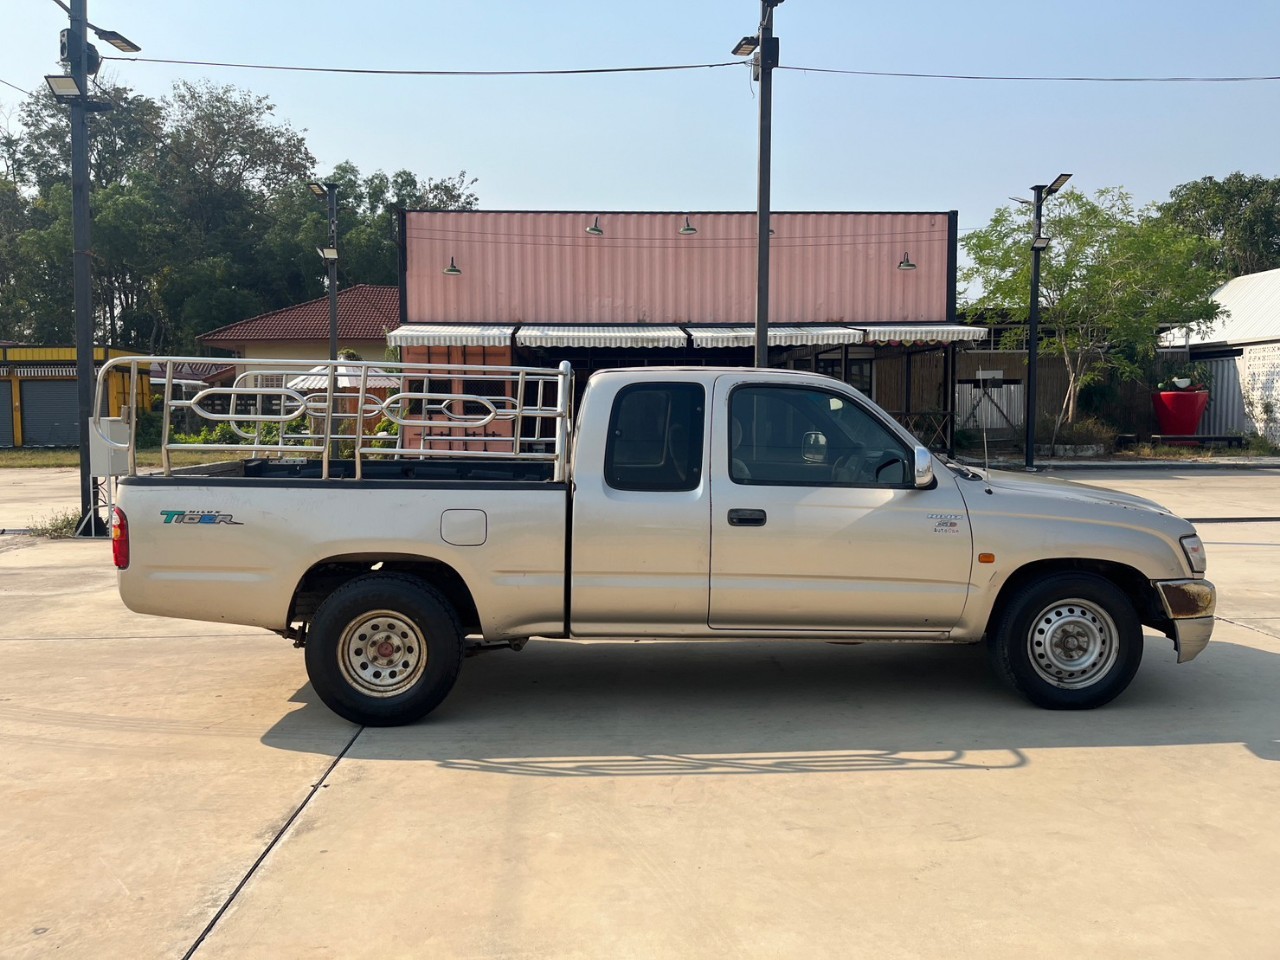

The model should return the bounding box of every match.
[20,380,79,446]
[1200,357,1246,435]
[956,351,1068,424]
[0,381,13,447]
[405,211,952,326]
[956,383,1026,433]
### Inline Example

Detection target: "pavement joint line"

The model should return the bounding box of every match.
[181,723,365,960]
[1216,616,1280,640]
[0,633,272,642]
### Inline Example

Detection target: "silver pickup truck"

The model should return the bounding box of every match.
[96,357,1215,725]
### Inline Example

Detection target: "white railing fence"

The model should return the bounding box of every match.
[92,357,574,481]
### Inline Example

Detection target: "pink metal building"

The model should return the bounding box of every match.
[391,210,985,451]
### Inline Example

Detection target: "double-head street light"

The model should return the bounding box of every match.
[731,0,785,368]
[307,182,340,362]
[43,0,139,537]
[308,182,341,461]
[1022,172,1072,470]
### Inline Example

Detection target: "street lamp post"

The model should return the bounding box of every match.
[309,182,340,461]
[44,0,139,537]
[309,182,340,362]
[1023,172,1072,471]
[732,0,784,368]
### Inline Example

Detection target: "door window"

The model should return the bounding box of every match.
[730,385,910,487]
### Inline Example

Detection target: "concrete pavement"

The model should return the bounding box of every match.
[0,467,81,531]
[0,467,1277,959]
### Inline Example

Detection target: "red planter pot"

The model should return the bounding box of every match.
[1152,390,1209,436]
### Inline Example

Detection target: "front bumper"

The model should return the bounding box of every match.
[1154,579,1217,663]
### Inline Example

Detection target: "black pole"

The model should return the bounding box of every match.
[70,0,102,535]
[753,2,780,369]
[1024,183,1046,471]
[326,184,338,361]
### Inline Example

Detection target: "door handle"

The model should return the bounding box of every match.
[728,508,767,527]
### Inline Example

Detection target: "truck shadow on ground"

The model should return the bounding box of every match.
[262,634,1280,773]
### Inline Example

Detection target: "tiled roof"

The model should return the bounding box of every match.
[198,285,400,344]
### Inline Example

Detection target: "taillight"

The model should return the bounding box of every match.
[112,507,129,569]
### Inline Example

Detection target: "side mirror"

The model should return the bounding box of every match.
[801,431,828,463]
[913,445,934,488]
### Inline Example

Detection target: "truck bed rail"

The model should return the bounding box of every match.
[92,356,574,481]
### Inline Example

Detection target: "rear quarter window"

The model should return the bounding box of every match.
[604,383,705,492]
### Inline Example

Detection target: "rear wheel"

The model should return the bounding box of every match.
[989,573,1143,710]
[304,574,464,726]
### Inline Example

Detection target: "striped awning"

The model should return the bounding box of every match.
[516,325,688,349]
[14,365,80,376]
[387,324,514,347]
[688,325,866,349]
[857,324,987,344]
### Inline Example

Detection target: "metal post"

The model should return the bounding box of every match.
[327,185,338,361]
[753,2,780,369]
[1025,183,1046,471]
[70,0,103,536]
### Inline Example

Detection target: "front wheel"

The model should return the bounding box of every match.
[304,574,464,726]
[988,573,1143,710]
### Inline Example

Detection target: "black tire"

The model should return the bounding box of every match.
[988,573,1143,710]
[304,573,464,726]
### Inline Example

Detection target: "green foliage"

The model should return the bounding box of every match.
[0,82,479,351]
[1039,414,1118,450]
[28,508,80,538]
[370,417,399,450]
[172,422,240,445]
[1158,173,1280,278]
[172,413,309,447]
[134,409,163,448]
[1244,433,1280,455]
[1154,361,1213,392]
[961,187,1224,423]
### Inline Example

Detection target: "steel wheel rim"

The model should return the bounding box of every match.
[1027,597,1119,689]
[337,609,427,698]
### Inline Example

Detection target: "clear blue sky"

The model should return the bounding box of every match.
[6,0,1280,239]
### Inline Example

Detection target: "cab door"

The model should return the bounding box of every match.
[569,377,713,637]
[709,377,972,633]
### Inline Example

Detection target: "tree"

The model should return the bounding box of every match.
[1158,172,1280,278]
[1,80,479,352]
[329,165,477,288]
[961,188,1223,424]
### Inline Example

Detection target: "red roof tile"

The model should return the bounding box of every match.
[198,285,400,344]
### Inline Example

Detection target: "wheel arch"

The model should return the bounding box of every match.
[985,558,1169,640]
[289,553,480,634]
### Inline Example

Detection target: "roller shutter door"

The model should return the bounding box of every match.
[20,380,80,446]
[0,381,13,447]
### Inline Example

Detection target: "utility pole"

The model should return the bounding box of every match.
[753,1,781,369]
[45,2,138,535]
[70,0,101,535]
[1023,172,1072,471]
[326,187,338,362]
[732,1,784,368]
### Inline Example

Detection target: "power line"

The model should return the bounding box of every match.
[0,77,33,96]
[104,56,741,77]
[102,54,1280,84]
[779,65,1280,83]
